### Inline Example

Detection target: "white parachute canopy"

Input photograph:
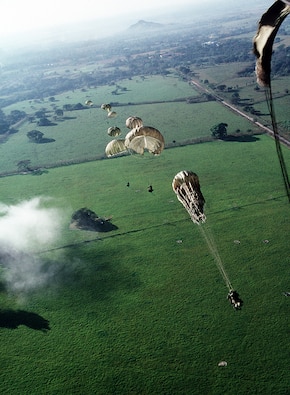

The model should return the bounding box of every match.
[105,139,127,157]
[107,126,121,137]
[125,126,165,155]
[125,116,143,129]
[172,170,206,224]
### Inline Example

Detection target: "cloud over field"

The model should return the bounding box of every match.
[0,197,64,294]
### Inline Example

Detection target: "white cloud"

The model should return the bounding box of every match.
[0,197,64,293]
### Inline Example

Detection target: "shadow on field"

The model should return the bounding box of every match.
[59,116,77,121]
[225,135,260,142]
[0,309,50,332]
[37,138,56,144]
[39,244,143,301]
[42,220,184,253]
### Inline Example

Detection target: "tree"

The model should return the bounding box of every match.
[27,130,44,143]
[55,109,63,117]
[37,117,53,126]
[0,119,9,134]
[231,92,240,105]
[210,123,228,139]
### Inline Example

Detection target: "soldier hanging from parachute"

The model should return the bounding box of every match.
[172,170,243,310]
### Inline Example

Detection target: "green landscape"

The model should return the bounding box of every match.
[0,2,290,394]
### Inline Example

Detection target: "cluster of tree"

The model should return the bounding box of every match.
[27,130,45,143]
[62,103,86,111]
[0,109,27,134]
[210,123,228,139]
[27,130,55,144]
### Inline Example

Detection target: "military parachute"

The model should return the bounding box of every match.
[107,126,121,137]
[125,126,164,155]
[101,103,111,112]
[172,170,239,305]
[253,0,290,87]
[125,116,143,129]
[172,171,206,224]
[85,100,93,107]
[105,139,127,157]
[107,111,117,118]
[253,0,290,202]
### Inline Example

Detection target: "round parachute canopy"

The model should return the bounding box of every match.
[172,170,206,224]
[218,361,227,367]
[107,111,117,118]
[253,1,290,87]
[125,116,143,129]
[85,100,93,106]
[105,139,127,157]
[101,103,111,112]
[107,126,121,137]
[125,126,165,155]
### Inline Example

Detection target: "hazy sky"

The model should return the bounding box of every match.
[0,0,275,49]
[0,0,200,37]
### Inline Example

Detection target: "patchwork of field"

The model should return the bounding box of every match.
[0,73,289,394]
[0,74,260,174]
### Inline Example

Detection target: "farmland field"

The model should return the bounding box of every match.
[0,74,258,173]
[0,67,290,395]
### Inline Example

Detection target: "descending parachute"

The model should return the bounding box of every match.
[101,103,112,112]
[85,100,93,106]
[107,126,121,137]
[253,0,290,87]
[125,126,165,155]
[253,0,290,202]
[126,116,143,129]
[105,139,127,157]
[172,171,206,224]
[107,110,117,118]
[172,171,239,305]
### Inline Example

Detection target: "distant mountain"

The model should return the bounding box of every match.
[128,20,164,31]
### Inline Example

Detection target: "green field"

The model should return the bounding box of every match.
[0,74,257,173]
[0,74,290,394]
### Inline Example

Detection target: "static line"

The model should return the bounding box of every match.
[199,224,233,291]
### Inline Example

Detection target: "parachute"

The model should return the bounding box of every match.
[172,171,206,224]
[105,139,127,157]
[101,103,111,112]
[107,126,121,137]
[126,116,143,129]
[172,171,238,304]
[107,111,117,118]
[125,126,165,155]
[253,0,290,87]
[253,0,290,202]
[85,100,93,106]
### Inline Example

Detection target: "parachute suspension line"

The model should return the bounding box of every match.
[265,85,290,203]
[199,224,233,291]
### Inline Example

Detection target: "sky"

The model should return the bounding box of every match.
[0,0,275,50]
[0,0,197,37]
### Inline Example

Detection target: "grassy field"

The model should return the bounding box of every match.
[0,132,289,394]
[1,73,258,173]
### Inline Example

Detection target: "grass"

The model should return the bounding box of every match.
[0,133,290,394]
[1,84,256,173]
